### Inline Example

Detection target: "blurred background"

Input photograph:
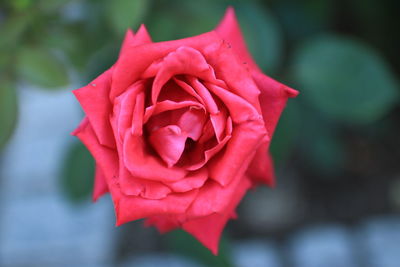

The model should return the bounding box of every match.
[1,0,399,266]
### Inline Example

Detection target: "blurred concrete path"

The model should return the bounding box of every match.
[0,86,116,267]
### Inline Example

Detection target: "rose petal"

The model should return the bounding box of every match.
[177,107,207,141]
[119,29,135,57]
[246,142,275,187]
[184,129,231,171]
[147,47,216,104]
[252,71,298,137]
[72,118,122,215]
[111,31,224,99]
[187,76,219,114]
[144,100,203,124]
[165,168,208,192]
[208,121,267,186]
[185,172,248,219]
[144,175,251,255]
[210,109,228,142]
[74,24,155,148]
[73,68,115,148]
[143,79,204,123]
[93,164,109,202]
[131,90,145,136]
[119,24,152,59]
[144,215,180,233]
[132,24,152,45]
[119,166,172,199]
[116,189,199,225]
[112,81,145,143]
[198,118,215,144]
[182,214,227,255]
[183,175,251,255]
[149,125,187,167]
[206,82,261,124]
[156,78,197,103]
[215,7,260,73]
[202,37,261,112]
[123,131,187,182]
[173,77,206,107]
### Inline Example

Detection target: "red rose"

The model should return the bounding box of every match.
[72,7,297,254]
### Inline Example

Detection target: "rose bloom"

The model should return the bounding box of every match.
[72,7,297,254]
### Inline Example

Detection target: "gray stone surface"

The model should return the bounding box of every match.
[288,224,358,267]
[358,216,400,267]
[241,171,305,232]
[232,239,282,267]
[0,87,116,266]
[119,253,205,267]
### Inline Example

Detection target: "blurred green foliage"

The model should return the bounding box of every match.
[0,78,18,150]
[293,35,398,124]
[61,141,95,203]
[16,46,69,88]
[1,0,399,264]
[166,230,233,267]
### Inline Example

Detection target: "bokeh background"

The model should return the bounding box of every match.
[1,0,400,266]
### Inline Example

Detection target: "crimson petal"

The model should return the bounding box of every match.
[93,164,109,202]
[149,125,187,167]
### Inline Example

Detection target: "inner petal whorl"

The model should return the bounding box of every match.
[148,125,187,168]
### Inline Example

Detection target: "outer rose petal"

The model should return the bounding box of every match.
[183,176,251,255]
[119,25,152,58]
[93,165,109,201]
[215,8,298,187]
[246,73,297,186]
[252,71,298,137]
[203,39,262,112]
[165,168,208,193]
[119,29,135,57]
[246,142,275,187]
[73,69,115,148]
[145,215,180,233]
[208,121,266,186]
[73,25,153,148]
[215,7,260,73]
[116,189,199,225]
[146,176,252,255]
[119,165,172,199]
[186,145,255,219]
[72,118,198,225]
[72,118,122,216]
[110,31,223,99]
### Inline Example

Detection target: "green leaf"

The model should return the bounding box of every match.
[0,14,32,50]
[107,0,149,35]
[166,230,233,267]
[293,35,399,124]
[16,46,69,89]
[0,80,18,151]
[234,2,283,74]
[61,141,95,202]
